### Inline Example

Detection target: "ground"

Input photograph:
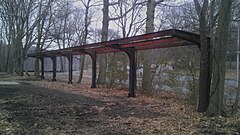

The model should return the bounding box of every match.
[0,72,240,135]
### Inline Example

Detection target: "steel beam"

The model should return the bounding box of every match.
[172,29,206,48]
[126,48,136,97]
[84,38,192,54]
[28,29,176,56]
[109,45,136,97]
[28,29,204,58]
[67,54,73,84]
[51,56,57,82]
[76,50,97,88]
[40,57,45,79]
[84,51,97,88]
[91,56,97,88]
[135,41,193,50]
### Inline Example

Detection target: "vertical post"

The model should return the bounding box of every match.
[126,48,136,97]
[109,46,136,97]
[68,54,73,84]
[83,50,97,88]
[51,56,57,82]
[40,57,45,79]
[90,52,97,88]
[237,28,239,87]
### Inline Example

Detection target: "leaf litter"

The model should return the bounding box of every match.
[0,74,239,134]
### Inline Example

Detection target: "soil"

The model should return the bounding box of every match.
[0,72,239,135]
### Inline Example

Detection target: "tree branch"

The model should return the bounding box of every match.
[109,0,146,21]
[155,0,164,6]
[193,0,201,15]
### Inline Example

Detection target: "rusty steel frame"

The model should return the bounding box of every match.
[28,29,206,99]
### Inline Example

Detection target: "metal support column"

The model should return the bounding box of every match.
[83,51,97,88]
[40,57,45,79]
[51,56,57,82]
[108,45,136,97]
[90,53,97,88]
[126,48,136,97]
[67,54,73,84]
[91,61,97,88]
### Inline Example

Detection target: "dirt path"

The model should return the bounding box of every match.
[0,73,239,134]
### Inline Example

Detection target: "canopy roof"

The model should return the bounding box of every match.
[28,29,204,57]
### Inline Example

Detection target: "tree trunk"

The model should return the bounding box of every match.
[60,56,64,72]
[0,42,6,72]
[207,0,233,116]
[142,0,155,92]
[34,41,41,77]
[122,53,128,84]
[78,2,90,84]
[34,58,40,78]
[193,0,211,112]
[232,27,240,114]
[97,0,109,85]
[7,46,14,74]
[14,33,24,76]
[78,55,85,83]
[5,43,12,73]
[34,3,43,78]
[232,84,240,114]
[0,44,2,72]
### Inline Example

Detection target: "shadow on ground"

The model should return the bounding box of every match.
[0,76,167,134]
[0,82,106,134]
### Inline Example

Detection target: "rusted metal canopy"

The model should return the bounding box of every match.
[28,29,204,57]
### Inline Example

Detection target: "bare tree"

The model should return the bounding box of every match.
[141,0,163,93]
[193,0,211,112]
[97,0,142,85]
[231,0,240,114]
[109,0,146,86]
[208,0,233,115]
[50,0,76,72]
[34,0,54,77]
[0,0,54,75]
[97,0,109,85]
[77,0,97,83]
[113,0,146,38]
